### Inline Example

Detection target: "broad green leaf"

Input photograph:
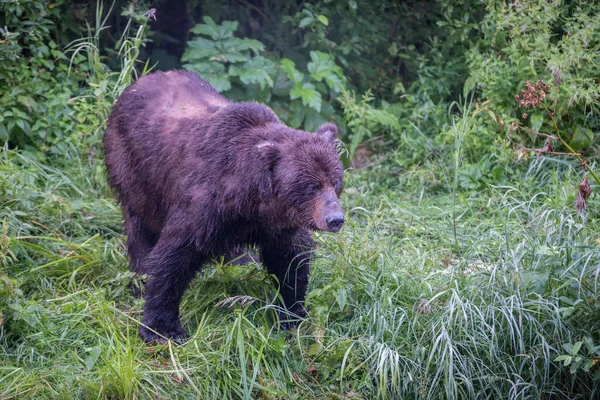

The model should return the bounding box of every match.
[569,126,593,150]
[529,113,544,133]
[536,245,555,256]
[290,83,322,112]
[0,124,8,141]
[307,342,323,356]
[85,346,102,371]
[190,17,238,40]
[181,38,219,63]
[299,16,314,28]
[280,58,304,83]
[307,51,345,91]
[336,288,347,311]
[569,361,579,373]
[323,73,345,93]
[553,355,571,362]
[583,359,594,372]
[307,51,333,79]
[17,95,37,111]
[216,51,247,63]
[317,15,329,26]
[227,37,265,54]
[583,336,596,353]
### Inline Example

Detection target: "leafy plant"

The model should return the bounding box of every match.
[338,89,400,162]
[181,16,277,96]
[465,0,600,151]
[0,218,20,330]
[0,0,84,153]
[63,1,155,172]
[0,0,154,161]
[510,77,599,212]
[181,16,348,132]
[554,337,600,377]
[278,51,346,130]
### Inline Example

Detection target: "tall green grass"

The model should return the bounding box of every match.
[2,140,599,398]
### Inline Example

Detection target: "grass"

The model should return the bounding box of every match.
[1,134,599,399]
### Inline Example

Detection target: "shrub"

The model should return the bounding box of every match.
[465,0,600,152]
[181,16,347,131]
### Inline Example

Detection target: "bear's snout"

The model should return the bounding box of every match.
[314,189,344,232]
[325,213,344,232]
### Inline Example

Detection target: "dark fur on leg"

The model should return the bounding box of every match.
[123,208,157,299]
[138,236,203,344]
[261,229,314,327]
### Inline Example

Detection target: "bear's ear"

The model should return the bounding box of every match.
[316,123,338,144]
[257,141,280,171]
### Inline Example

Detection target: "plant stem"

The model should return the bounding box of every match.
[541,103,600,186]
[517,126,558,140]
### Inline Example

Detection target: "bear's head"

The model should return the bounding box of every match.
[258,123,344,233]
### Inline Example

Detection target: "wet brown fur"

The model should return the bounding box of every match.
[104,70,344,343]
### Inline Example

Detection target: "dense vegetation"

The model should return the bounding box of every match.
[1,0,599,398]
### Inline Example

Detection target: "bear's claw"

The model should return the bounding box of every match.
[139,325,188,345]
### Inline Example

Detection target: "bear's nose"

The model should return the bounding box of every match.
[325,213,344,232]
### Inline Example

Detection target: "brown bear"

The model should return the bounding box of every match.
[104,70,344,343]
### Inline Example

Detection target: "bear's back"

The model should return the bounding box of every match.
[118,70,230,127]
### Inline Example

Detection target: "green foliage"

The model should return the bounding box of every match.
[285,0,449,100]
[554,337,600,376]
[0,219,20,329]
[338,89,400,161]
[279,51,345,130]
[464,0,600,150]
[182,16,277,94]
[0,0,154,161]
[181,17,347,132]
[0,0,84,153]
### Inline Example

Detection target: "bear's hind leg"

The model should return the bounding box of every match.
[123,207,159,297]
[123,207,158,274]
[139,234,204,343]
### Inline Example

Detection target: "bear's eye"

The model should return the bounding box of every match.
[305,183,320,195]
[333,179,343,193]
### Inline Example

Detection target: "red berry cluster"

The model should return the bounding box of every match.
[514,80,551,115]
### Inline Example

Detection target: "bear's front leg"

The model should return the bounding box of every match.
[138,237,203,344]
[261,229,315,326]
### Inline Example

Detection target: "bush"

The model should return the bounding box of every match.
[0,0,85,154]
[464,0,600,152]
[181,16,347,132]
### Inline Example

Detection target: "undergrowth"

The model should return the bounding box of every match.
[2,1,600,399]
[1,139,599,398]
